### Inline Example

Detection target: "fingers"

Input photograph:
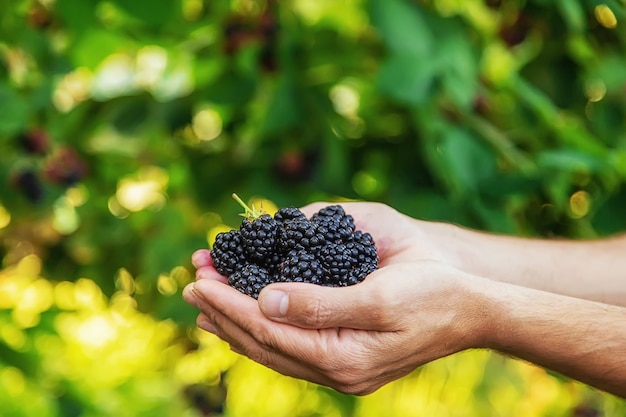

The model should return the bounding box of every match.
[257,273,398,331]
[191,249,229,283]
[196,266,228,283]
[192,249,212,269]
[183,281,337,387]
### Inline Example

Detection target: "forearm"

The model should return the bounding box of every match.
[480,280,626,398]
[427,221,626,306]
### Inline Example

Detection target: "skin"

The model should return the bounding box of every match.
[183,202,626,398]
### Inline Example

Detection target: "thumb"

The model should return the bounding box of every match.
[257,280,393,330]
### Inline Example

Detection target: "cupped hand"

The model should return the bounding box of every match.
[185,202,490,394]
[184,259,488,395]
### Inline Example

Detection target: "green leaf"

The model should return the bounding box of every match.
[368,0,433,56]
[113,0,179,25]
[377,53,438,106]
[70,29,131,68]
[259,75,301,136]
[537,149,610,173]
[55,0,99,32]
[0,84,29,135]
[556,0,586,33]
[435,127,498,197]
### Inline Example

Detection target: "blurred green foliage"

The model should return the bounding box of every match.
[1,0,626,415]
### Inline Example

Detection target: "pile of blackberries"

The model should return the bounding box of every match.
[211,197,378,299]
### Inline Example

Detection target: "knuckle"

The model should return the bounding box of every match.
[298,297,332,328]
[365,289,395,327]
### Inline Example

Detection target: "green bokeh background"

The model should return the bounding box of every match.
[1,0,625,415]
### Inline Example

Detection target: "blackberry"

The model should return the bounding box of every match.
[229,264,275,299]
[316,243,356,286]
[13,169,44,204]
[274,207,307,223]
[240,213,280,262]
[207,194,379,298]
[17,129,49,155]
[211,230,247,276]
[342,232,378,285]
[311,211,355,243]
[311,204,348,220]
[279,249,325,285]
[278,219,326,253]
[317,233,378,287]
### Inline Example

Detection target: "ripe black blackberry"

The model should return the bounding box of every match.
[278,218,326,254]
[210,230,247,276]
[279,249,325,285]
[240,213,280,262]
[311,205,355,244]
[342,231,378,285]
[208,194,379,298]
[274,207,307,223]
[228,264,275,299]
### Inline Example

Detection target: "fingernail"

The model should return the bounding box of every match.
[182,283,197,305]
[260,290,288,318]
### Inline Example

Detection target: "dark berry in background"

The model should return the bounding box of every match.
[17,130,50,156]
[43,146,88,186]
[12,169,45,204]
[211,195,378,299]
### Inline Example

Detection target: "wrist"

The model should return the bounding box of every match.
[418,221,475,272]
[453,273,504,351]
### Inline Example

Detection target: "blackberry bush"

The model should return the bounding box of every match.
[210,194,378,298]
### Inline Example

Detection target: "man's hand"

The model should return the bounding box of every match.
[185,201,626,398]
[184,260,488,395]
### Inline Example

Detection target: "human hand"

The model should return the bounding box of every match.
[184,258,489,395]
[184,202,491,394]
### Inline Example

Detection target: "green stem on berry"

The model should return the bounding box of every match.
[232,193,262,220]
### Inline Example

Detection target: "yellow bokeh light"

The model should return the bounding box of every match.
[135,45,168,88]
[157,274,178,296]
[108,195,129,218]
[66,185,89,207]
[595,5,618,29]
[192,108,223,141]
[0,367,26,398]
[585,79,607,103]
[73,278,106,310]
[116,179,165,212]
[183,0,203,20]
[170,265,191,286]
[110,292,138,316]
[569,190,591,219]
[115,166,169,213]
[76,315,118,349]
[0,323,27,350]
[92,53,136,99]
[481,43,516,85]
[54,281,77,310]
[53,67,93,113]
[330,83,360,117]
[53,196,80,235]
[232,0,266,16]
[16,253,42,277]
[208,224,234,247]
[0,204,11,229]
[115,267,135,294]
[20,278,54,314]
